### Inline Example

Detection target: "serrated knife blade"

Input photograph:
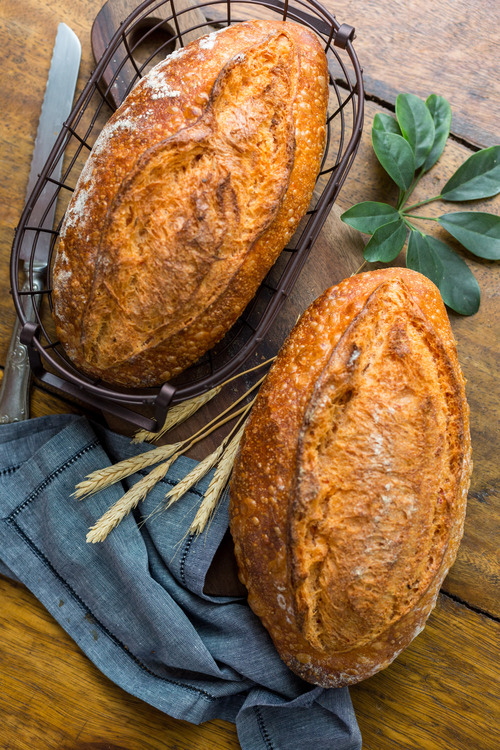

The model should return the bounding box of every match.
[0,23,81,423]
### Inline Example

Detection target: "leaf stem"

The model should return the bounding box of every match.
[404,194,442,212]
[402,218,418,232]
[397,166,430,210]
[403,214,439,221]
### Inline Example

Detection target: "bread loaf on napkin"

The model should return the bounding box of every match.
[229,268,472,687]
[52,20,329,387]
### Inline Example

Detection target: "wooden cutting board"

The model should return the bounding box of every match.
[90,0,212,108]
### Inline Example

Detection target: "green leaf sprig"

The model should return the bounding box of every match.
[341,93,500,315]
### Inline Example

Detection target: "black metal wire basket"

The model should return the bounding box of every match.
[11,0,364,431]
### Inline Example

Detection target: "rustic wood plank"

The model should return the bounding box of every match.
[351,595,500,750]
[0,574,240,750]
[334,0,500,149]
[30,384,83,419]
[350,594,500,750]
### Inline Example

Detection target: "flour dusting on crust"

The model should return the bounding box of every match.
[143,66,181,99]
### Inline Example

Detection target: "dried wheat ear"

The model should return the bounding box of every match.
[75,358,275,543]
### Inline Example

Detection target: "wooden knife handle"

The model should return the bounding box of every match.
[91,0,212,109]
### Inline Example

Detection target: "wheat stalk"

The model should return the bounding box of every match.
[133,356,276,444]
[164,442,227,509]
[81,359,273,542]
[132,386,222,444]
[73,441,183,499]
[160,375,265,501]
[138,441,227,528]
[77,391,252,503]
[187,373,264,441]
[189,421,247,536]
[83,394,256,540]
[157,384,259,513]
[81,395,252,538]
[86,455,178,543]
[137,397,253,526]
[167,385,258,505]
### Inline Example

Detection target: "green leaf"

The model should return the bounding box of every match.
[423,95,452,171]
[363,219,407,262]
[396,93,435,170]
[438,212,500,259]
[341,202,400,234]
[372,112,402,136]
[441,145,500,201]
[372,130,415,190]
[406,231,480,315]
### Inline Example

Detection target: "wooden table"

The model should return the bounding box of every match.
[1,0,499,747]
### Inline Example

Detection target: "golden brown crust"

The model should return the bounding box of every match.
[52,20,328,387]
[229,268,471,687]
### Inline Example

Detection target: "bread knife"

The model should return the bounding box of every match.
[0,23,81,423]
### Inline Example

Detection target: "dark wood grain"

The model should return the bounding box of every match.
[350,594,500,750]
[336,0,500,149]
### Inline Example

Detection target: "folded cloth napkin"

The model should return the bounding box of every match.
[0,414,361,750]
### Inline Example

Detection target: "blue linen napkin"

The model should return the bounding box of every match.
[0,414,361,749]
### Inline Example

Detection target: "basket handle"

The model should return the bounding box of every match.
[91,0,212,109]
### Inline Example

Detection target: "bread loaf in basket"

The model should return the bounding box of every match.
[229,268,472,687]
[52,20,329,387]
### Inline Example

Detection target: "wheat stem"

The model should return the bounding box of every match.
[216,355,276,387]
[138,388,258,526]
[164,443,226,509]
[75,379,262,503]
[140,442,227,526]
[351,260,367,276]
[132,385,222,444]
[186,373,265,445]
[189,421,247,536]
[86,456,178,543]
[133,356,275,444]
[163,387,255,509]
[73,441,183,499]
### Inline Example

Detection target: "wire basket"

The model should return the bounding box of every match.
[11,0,364,431]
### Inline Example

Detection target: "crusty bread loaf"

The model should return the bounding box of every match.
[52,20,328,387]
[229,268,472,687]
